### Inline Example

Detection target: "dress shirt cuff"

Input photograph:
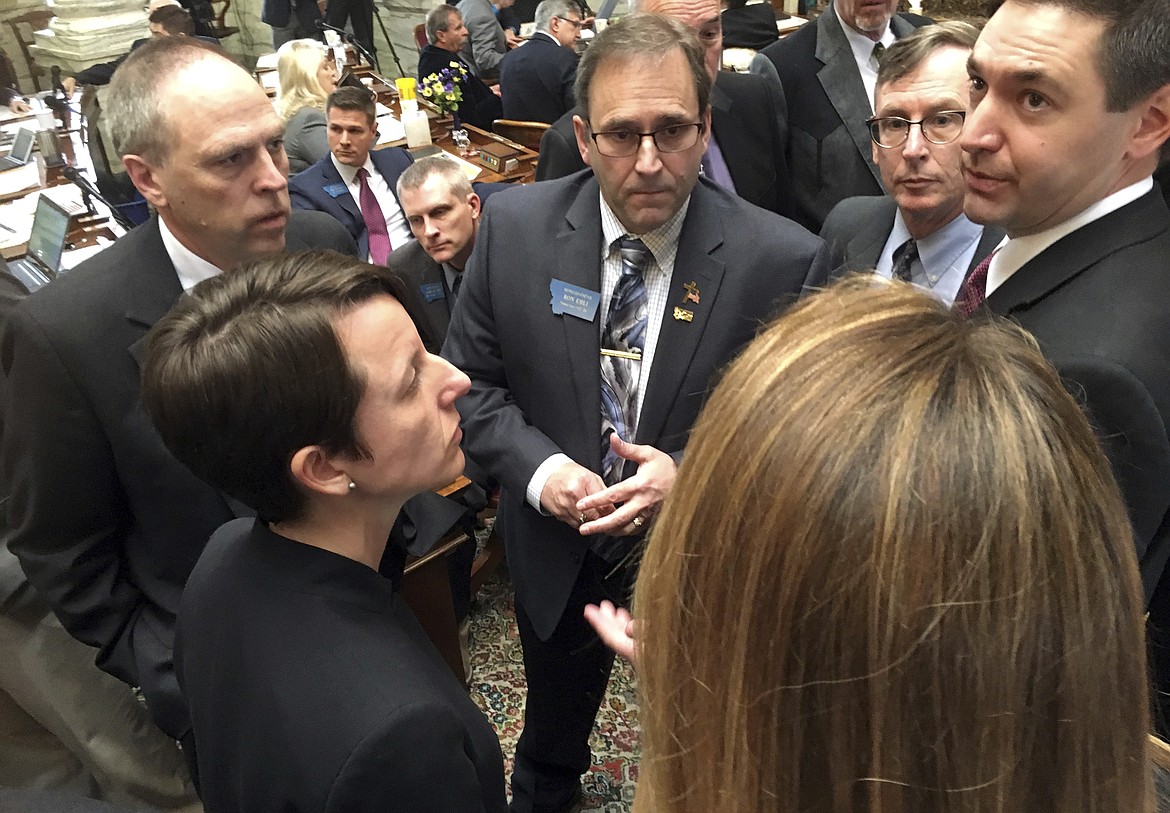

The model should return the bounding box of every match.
[526,453,573,514]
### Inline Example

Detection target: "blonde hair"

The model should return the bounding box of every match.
[276,39,331,123]
[633,278,1150,813]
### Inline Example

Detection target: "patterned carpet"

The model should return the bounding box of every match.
[467,566,640,812]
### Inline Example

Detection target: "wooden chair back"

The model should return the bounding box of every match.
[3,9,53,93]
[492,119,550,152]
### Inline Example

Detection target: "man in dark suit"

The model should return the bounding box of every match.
[418,4,504,131]
[324,0,375,61]
[262,0,323,48]
[536,0,795,219]
[954,0,1170,732]
[760,0,930,231]
[0,36,356,784]
[820,22,1002,305]
[443,17,828,813]
[498,0,581,124]
[290,86,414,264]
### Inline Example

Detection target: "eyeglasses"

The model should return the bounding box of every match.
[866,110,966,148]
[555,16,584,27]
[588,122,704,157]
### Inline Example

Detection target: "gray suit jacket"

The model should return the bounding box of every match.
[441,172,829,638]
[819,194,1004,279]
[284,106,328,176]
[389,238,453,356]
[459,0,507,80]
[760,4,931,231]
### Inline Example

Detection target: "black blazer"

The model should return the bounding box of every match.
[179,518,508,813]
[418,45,503,131]
[986,188,1170,607]
[535,71,795,219]
[722,3,780,50]
[498,33,578,124]
[760,3,931,231]
[0,212,357,740]
[441,173,828,638]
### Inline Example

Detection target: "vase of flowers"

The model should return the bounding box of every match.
[421,61,468,133]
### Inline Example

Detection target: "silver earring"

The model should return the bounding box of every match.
[348,481,356,492]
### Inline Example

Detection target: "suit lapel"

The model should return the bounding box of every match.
[557,179,606,470]
[988,190,1167,315]
[843,197,895,272]
[816,8,881,186]
[321,158,362,225]
[638,183,726,446]
[967,224,1006,276]
[125,218,186,366]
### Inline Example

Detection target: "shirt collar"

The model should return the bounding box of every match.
[891,208,983,275]
[159,217,223,292]
[599,192,690,273]
[835,3,894,65]
[330,153,375,185]
[533,31,560,46]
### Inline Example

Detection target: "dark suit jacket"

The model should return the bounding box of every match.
[498,33,577,125]
[760,4,931,231]
[289,147,415,259]
[179,518,507,813]
[441,172,829,638]
[261,0,321,29]
[722,3,780,50]
[417,45,504,131]
[535,71,795,219]
[0,211,357,740]
[985,188,1170,607]
[819,194,1004,280]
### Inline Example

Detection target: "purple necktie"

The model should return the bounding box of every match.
[357,167,391,266]
[953,249,997,318]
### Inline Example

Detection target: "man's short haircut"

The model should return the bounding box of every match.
[988,0,1170,114]
[149,4,196,36]
[397,155,475,200]
[574,14,710,122]
[142,250,407,524]
[876,21,979,91]
[106,36,227,164]
[534,0,580,34]
[426,4,460,45]
[326,85,377,126]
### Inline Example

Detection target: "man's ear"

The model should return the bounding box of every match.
[467,191,482,219]
[573,114,592,167]
[122,154,167,210]
[288,445,354,498]
[1127,83,1170,165]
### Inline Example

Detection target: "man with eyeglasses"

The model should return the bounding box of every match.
[819,22,1002,305]
[498,0,581,124]
[444,16,827,813]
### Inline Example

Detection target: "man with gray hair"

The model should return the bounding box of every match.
[418,4,503,130]
[498,0,581,124]
[444,15,827,812]
[819,22,1004,305]
[0,35,354,793]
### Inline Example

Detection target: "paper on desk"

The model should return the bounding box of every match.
[435,152,483,181]
[0,164,40,198]
[375,102,393,118]
[375,114,407,144]
[255,52,280,70]
[776,16,808,32]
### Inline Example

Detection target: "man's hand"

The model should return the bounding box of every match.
[576,434,676,536]
[505,29,522,49]
[61,76,77,97]
[584,600,638,665]
[540,460,612,528]
[8,97,30,114]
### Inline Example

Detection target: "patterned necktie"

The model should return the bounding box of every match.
[600,238,650,486]
[953,249,997,318]
[872,41,885,64]
[891,238,917,282]
[357,167,391,266]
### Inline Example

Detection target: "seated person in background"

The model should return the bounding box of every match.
[418,5,504,131]
[0,50,30,113]
[720,0,778,50]
[459,0,516,79]
[141,250,508,813]
[276,38,338,174]
[498,0,581,124]
[613,278,1150,813]
[290,86,415,265]
[820,22,1003,306]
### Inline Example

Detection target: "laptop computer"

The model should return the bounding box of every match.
[0,127,35,171]
[7,194,71,292]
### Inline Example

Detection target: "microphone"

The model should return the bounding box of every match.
[315,20,379,72]
[62,166,137,232]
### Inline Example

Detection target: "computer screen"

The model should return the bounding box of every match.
[27,194,71,275]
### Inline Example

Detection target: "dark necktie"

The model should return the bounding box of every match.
[891,238,917,282]
[872,41,885,63]
[357,167,391,266]
[451,272,462,303]
[600,238,650,487]
[953,249,997,318]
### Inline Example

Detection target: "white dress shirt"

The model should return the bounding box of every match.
[160,218,222,291]
[525,193,692,511]
[835,4,895,112]
[984,176,1152,297]
[876,210,984,306]
[330,153,413,262]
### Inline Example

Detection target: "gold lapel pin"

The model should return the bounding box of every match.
[673,307,694,322]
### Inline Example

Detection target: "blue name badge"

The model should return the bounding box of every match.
[419,282,445,303]
[550,279,600,322]
[323,182,349,198]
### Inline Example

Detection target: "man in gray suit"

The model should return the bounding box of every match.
[760,0,931,231]
[443,16,828,813]
[459,0,517,80]
[820,22,1003,305]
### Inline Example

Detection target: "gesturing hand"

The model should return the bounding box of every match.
[576,434,676,536]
